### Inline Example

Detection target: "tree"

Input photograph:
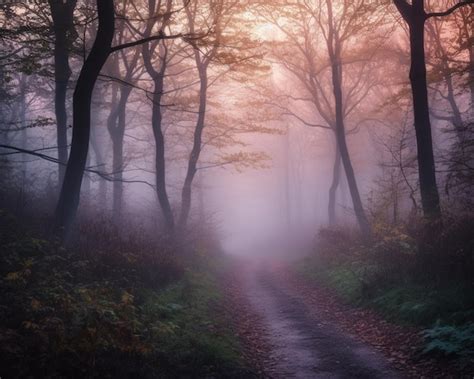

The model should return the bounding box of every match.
[141,0,176,233]
[105,1,144,218]
[257,0,386,235]
[54,0,191,238]
[49,0,77,186]
[178,0,264,229]
[392,0,473,219]
[54,0,115,238]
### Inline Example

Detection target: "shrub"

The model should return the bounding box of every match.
[423,323,474,362]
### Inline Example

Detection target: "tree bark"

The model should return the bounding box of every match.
[107,84,132,217]
[90,124,107,208]
[54,0,114,239]
[142,40,175,233]
[328,140,341,225]
[326,0,371,237]
[178,65,208,229]
[408,2,441,219]
[49,0,77,187]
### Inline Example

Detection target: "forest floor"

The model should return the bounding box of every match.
[224,258,471,379]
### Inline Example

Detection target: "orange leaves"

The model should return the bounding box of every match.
[30,298,41,311]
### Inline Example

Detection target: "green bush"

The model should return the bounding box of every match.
[423,323,474,362]
[0,212,248,378]
[297,222,474,365]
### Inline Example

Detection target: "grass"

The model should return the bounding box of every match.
[135,267,248,378]
[296,247,474,367]
[296,257,474,327]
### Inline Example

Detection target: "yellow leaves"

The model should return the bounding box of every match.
[22,320,39,330]
[5,268,31,282]
[78,288,92,303]
[121,291,134,305]
[5,259,33,283]
[5,271,21,281]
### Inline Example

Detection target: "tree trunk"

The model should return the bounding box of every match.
[328,140,341,225]
[178,65,208,229]
[107,85,132,217]
[408,5,441,219]
[54,0,114,239]
[325,0,371,237]
[470,48,474,113]
[151,81,174,233]
[90,126,107,208]
[334,116,371,236]
[284,125,292,230]
[143,44,174,232]
[49,0,77,187]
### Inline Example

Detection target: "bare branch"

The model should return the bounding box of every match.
[426,1,474,19]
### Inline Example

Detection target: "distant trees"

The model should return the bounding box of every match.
[2,0,473,243]
[178,0,266,230]
[258,0,387,236]
[105,1,144,218]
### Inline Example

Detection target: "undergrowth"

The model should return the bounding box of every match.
[296,218,474,366]
[0,210,249,378]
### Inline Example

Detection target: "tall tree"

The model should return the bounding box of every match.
[54,0,190,237]
[392,0,473,219]
[258,0,386,235]
[179,0,262,229]
[105,8,143,217]
[141,0,176,233]
[54,0,115,237]
[49,0,77,186]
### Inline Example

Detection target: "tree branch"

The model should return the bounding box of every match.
[0,145,156,190]
[110,31,189,52]
[393,0,412,22]
[426,1,474,19]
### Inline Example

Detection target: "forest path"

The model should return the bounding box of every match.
[241,260,401,378]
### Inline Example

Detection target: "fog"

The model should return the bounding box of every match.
[1,0,473,377]
[1,0,470,252]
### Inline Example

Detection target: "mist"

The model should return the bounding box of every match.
[1,0,473,377]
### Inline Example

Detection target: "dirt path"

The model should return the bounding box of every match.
[241,261,401,378]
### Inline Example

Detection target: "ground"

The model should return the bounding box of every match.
[224,258,472,378]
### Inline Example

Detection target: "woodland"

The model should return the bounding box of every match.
[0,0,473,377]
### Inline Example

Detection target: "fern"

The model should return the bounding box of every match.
[423,322,474,359]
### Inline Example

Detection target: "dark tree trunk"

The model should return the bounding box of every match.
[54,0,114,238]
[49,0,77,187]
[467,8,474,111]
[394,0,442,219]
[178,65,208,229]
[408,3,441,219]
[151,81,174,233]
[328,140,341,225]
[82,154,91,203]
[325,0,371,237]
[470,48,474,111]
[333,110,371,236]
[107,85,132,217]
[143,41,175,233]
[90,125,107,207]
